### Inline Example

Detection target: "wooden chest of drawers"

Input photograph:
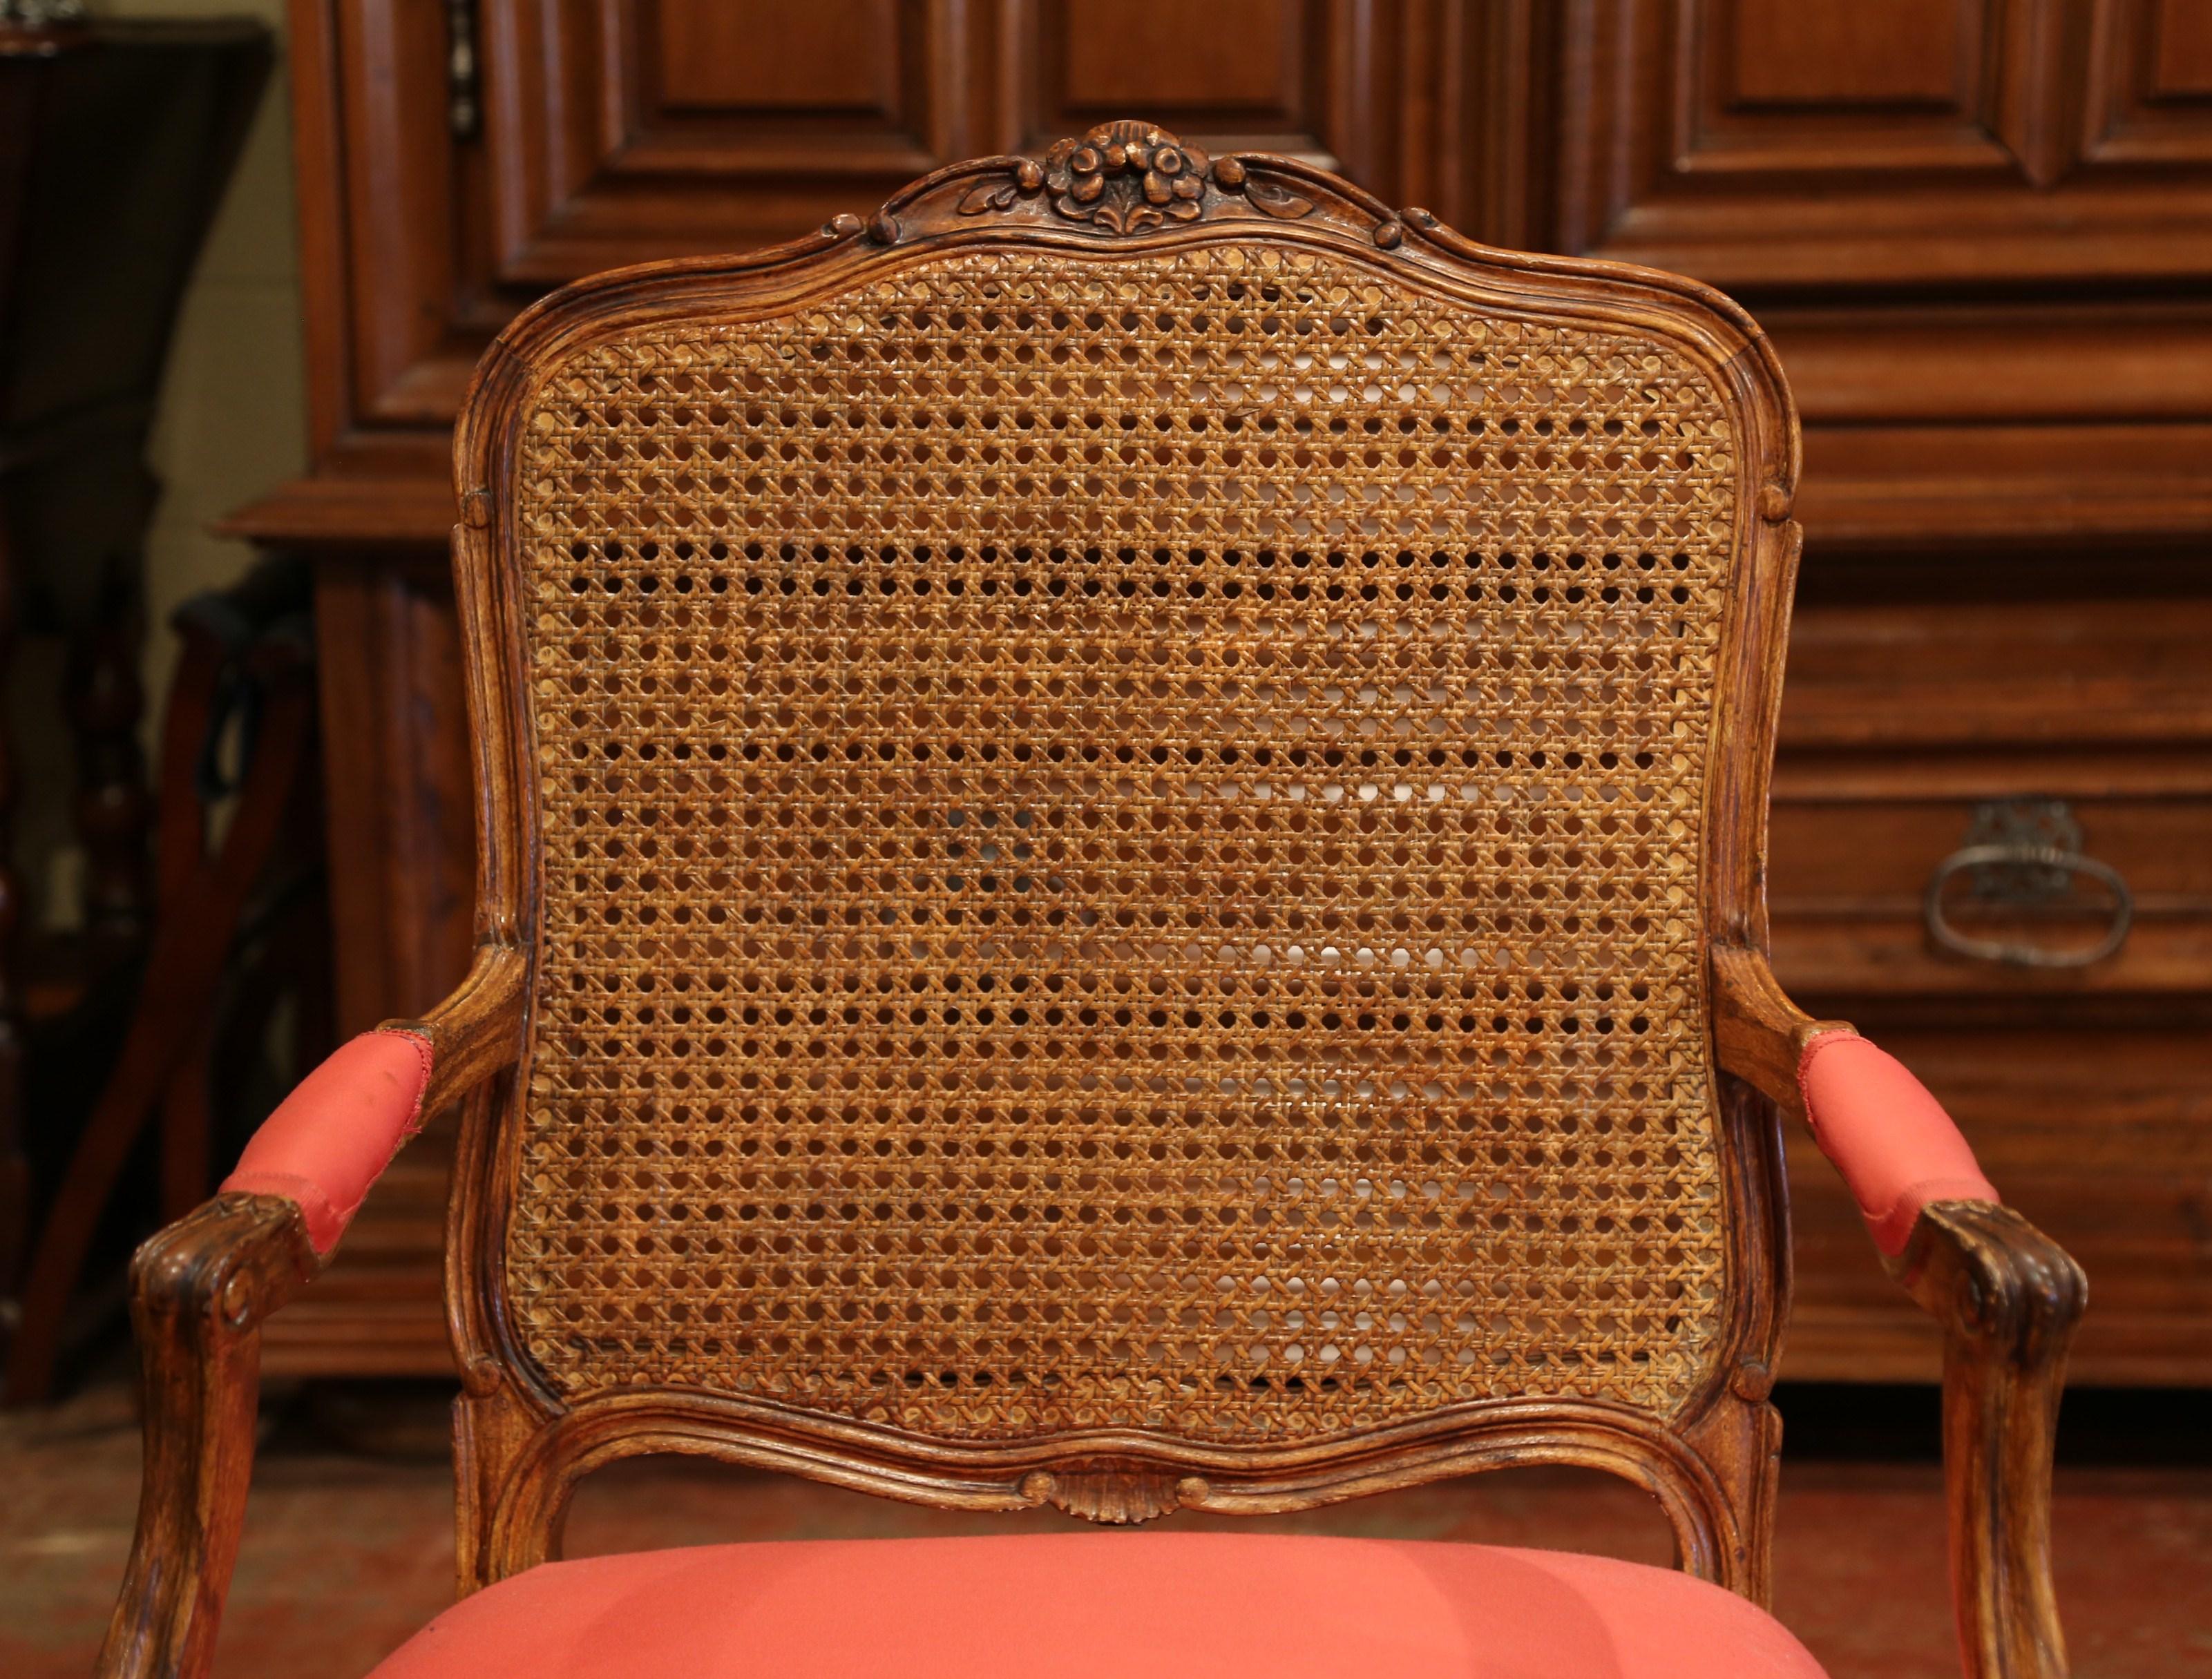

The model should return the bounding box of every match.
[1771,601,2212,1381]
[239,0,2212,1385]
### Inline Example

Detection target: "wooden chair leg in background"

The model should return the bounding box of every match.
[5,609,313,1403]
[158,1019,217,1229]
[0,519,26,1352]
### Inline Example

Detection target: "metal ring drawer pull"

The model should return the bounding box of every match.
[1923,843,2134,969]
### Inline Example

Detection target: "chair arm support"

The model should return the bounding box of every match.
[1901,1202,2087,1679]
[1713,945,1997,1255]
[1714,946,2088,1679]
[1711,944,1844,1122]
[384,942,531,1122]
[218,945,526,1254]
[97,946,526,1679]
[96,1195,316,1679]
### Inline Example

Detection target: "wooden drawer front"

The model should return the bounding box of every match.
[1771,598,2212,1004]
[1769,791,2212,999]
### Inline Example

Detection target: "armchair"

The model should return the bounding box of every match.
[97,123,2082,1679]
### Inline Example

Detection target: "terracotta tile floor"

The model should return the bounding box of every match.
[6,1378,2207,1678]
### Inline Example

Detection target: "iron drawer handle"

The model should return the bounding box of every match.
[1923,843,2134,969]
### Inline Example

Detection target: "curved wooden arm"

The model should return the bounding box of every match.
[380,943,529,1120]
[1713,943,2086,1679]
[1903,1202,2086,1679]
[97,946,526,1679]
[1710,943,1846,1125]
[96,1195,315,1679]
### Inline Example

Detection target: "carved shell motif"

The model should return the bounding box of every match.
[957,120,1313,231]
[1020,1468,1213,1525]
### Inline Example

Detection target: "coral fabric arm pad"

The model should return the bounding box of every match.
[218,1028,435,1254]
[1798,1029,1999,1256]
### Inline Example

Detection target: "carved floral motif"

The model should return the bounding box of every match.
[1045,122,1207,230]
[957,120,1313,233]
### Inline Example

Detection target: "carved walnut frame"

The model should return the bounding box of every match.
[100,124,2084,1679]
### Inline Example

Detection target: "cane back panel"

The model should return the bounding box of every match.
[488,166,1779,1452]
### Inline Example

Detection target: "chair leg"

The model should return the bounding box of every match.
[0,520,28,1357]
[4,682,310,1403]
[5,947,213,1401]
[159,1018,216,1227]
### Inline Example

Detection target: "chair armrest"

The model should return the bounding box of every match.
[218,945,526,1253]
[97,946,525,1679]
[1713,946,1997,1255]
[1713,946,2087,1679]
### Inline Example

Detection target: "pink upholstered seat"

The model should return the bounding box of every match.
[367,1532,1825,1679]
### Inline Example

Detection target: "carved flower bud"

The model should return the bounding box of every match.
[1213,155,1246,189]
[1015,159,1044,191]
[1103,142,1129,169]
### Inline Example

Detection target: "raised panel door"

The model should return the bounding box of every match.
[1554,0,2212,287]
[480,0,973,285]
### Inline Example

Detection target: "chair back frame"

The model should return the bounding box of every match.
[440,124,1804,1600]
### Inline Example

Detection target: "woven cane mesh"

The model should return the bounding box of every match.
[507,242,1739,1440]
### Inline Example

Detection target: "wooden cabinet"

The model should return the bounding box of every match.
[1771,600,2212,1381]
[235,0,2212,1382]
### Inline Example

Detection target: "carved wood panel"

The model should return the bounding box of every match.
[996,0,1545,252]
[300,0,1485,461]
[1001,0,1370,174]
[479,0,973,285]
[306,0,997,449]
[1554,0,2212,287]
[2084,0,2212,164]
[1693,0,2048,178]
